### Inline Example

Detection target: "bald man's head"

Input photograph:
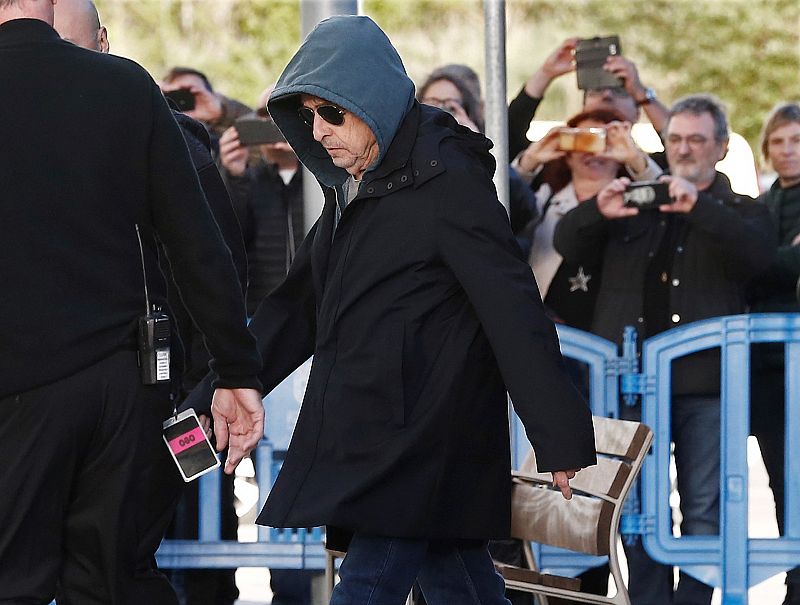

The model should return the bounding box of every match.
[0,0,56,27]
[53,0,108,52]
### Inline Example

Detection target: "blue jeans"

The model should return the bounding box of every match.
[622,395,720,605]
[330,535,512,605]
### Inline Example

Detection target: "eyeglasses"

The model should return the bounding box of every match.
[666,134,711,148]
[298,104,345,128]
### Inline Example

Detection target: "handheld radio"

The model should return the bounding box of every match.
[135,224,171,384]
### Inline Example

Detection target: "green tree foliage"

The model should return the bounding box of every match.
[96,0,301,106]
[507,0,800,153]
[94,0,799,155]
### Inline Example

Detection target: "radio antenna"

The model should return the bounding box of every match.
[134,224,151,314]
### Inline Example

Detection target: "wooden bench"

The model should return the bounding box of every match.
[498,415,653,605]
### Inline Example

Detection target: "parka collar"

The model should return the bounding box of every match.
[356,103,494,200]
[355,103,444,200]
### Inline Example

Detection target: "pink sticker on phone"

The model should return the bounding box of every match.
[167,427,206,456]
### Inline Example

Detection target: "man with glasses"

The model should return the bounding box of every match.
[553,94,776,604]
[185,14,596,605]
[507,37,669,162]
[160,66,252,151]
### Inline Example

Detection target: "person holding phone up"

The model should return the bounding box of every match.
[553,94,776,605]
[160,66,252,144]
[218,86,307,318]
[508,37,670,164]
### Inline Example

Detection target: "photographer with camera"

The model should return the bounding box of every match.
[508,37,669,163]
[553,94,776,605]
[161,66,252,143]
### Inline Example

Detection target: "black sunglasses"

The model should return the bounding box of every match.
[298,104,345,128]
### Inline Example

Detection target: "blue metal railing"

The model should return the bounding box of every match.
[637,314,800,604]
[156,314,800,605]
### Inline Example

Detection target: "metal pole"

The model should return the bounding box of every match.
[483,0,509,214]
[299,0,359,233]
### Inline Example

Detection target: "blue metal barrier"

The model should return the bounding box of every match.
[156,314,800,605]
[635,314,800,604]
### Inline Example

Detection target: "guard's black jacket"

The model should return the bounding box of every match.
[0,19,261,398]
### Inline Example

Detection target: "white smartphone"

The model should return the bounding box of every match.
[162,408,220,482]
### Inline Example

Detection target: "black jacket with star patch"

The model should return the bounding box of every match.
[554,172,776,395]
[543,258,602,332]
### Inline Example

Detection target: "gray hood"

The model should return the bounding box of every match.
[267,15,416,187]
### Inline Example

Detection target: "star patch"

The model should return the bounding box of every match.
[568,266,591,293]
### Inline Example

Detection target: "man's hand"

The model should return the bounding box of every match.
[597,177,639,220]
[517,127,564,174]
[659,175,698,213]
[524,38,579,99]
[219,126,249,177]
[211,388,264,474]
[161,81,223,123]
[604,55,646,102]
[552,469,579,500]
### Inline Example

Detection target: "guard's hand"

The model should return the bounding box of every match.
[211,388,264,474]
[552,469,579,500]
[659,175,698,213]
[597,177,639,220]
[219,126,249,177]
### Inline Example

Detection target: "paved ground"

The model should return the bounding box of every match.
[232,436,789,604]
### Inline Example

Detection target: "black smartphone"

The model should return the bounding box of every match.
[623,180,672,210]
[234,116,286,146]
[575,35,622,90]
[164,88,196,112]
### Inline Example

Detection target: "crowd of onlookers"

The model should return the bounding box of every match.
[153,36,800,605]
[46,1,800,603]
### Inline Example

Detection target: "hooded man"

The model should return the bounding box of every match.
[186,15,595,604]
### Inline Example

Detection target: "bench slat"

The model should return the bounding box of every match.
[510,482,614,555]
[495,562,582,591]
[516,455,632,499]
